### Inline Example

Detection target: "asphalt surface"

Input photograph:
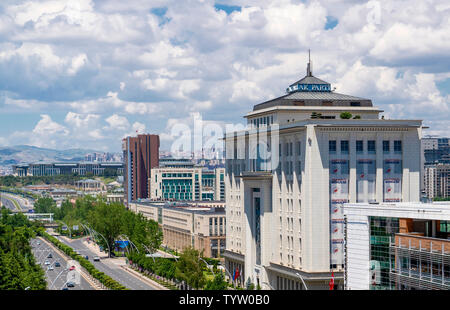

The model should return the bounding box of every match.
[0,192,34,212]
[54,235,157,290]
[0,196,18,211]
[30,238,95,291]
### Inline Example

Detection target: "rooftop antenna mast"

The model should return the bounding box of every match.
[306,49,313,77]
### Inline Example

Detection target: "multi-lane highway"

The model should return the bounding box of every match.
[53,234,158,290]
[0,192,34,212]
[30,238,96,290]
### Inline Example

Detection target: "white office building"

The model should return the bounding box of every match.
[223,58,423,290]
[344,201,450,290]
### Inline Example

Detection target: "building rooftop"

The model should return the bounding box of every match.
[252,53,373,112]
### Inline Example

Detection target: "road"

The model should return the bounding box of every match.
[53,235,158,290]
[0,192,34,212]
[30,238,96,291]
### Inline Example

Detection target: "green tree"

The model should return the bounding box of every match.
[340,112,352,119]
[34,197,57,214]
[89,202,126,257]
[204,272,228,290]
[175,247,206,289]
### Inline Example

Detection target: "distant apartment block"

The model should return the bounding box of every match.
[12,162,124,177]
[122,134,160,206]
[149,167,225,201]
[424,164,450,199]
[344,201,450,290]
[422,137,450,164]
[129,201,226,258]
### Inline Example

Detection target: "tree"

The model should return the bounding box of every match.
[34,197,58,214]
[88,202,126,257]
[204,272,228,290]
[0,212,46,290]
[353,115,361,119]
[175,247,206,289]
[340,112,352,119]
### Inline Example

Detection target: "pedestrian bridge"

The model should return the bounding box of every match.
[25,213,54,222]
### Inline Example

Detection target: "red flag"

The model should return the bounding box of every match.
[234,268,240,281]
[329,271,335,290]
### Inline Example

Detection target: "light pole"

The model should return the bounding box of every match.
[142,244,156,263]
[223,266,235,288]
[50,267,68,289]
[83,223,110,257]
[199,257,215,276]
[262,281,275,290]
[295,272,308,290]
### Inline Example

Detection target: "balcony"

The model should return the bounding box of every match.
[394,233,450,253]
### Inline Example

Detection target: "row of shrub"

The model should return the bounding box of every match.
[127,252,177,280]
[39,231,128,290]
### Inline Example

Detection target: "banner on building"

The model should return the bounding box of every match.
[356,159,376,203]
[383,159,402,202]
[329,159,348,267]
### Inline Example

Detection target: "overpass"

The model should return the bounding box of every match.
[24,213,54,222]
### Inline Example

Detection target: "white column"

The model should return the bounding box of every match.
[376,134,384,202]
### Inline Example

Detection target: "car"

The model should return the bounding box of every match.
[69,265,76,271]
[54,262,61,267]
[44,260,50,265]
[93,256,100,261]
[47,253,52,258]
[62,287,69,290]
[37,241,40,245]
[66,282,75,288]
[47,266,54,271]
[75,251,80,255]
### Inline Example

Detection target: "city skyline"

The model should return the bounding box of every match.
[0,0,448,153]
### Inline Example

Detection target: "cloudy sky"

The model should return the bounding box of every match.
[0,0,449,152]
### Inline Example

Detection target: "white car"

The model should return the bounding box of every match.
[93,256,100,261]
[47,266,54,271]
[44,260,50,265]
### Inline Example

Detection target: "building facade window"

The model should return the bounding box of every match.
[383,141,390,153]
[341,140,349,154]
[394,141,402,153]
[329,140,337,153]
[368,140,376,154]
[356,140,363,153]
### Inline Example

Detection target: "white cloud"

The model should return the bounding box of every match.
[0,0,449,151]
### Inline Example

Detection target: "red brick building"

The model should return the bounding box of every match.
[122,134,159,206]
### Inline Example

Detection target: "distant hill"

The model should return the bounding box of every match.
[0,145,105,166]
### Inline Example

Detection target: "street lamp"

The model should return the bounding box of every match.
[82,223,111,257]
[295,272,308,290]
[199,257,215,276]
[49,267,68,289]
[262,281,274,290]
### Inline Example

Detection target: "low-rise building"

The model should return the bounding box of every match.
[12,161,124,177]
[343,201,450,290]
[149,167,225,201]
[129,201,226,258]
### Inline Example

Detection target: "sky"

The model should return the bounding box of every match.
[0,0,449,152]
